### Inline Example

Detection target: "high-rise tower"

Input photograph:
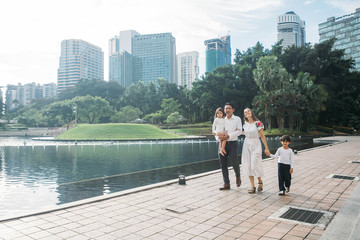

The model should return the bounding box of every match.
[109,30,140,88]
[57,39,104,93]
[319,8,360,71]
[277,11,306,49]
[204,35,231,73]
[177,51,199,89]
[132,33,177,85]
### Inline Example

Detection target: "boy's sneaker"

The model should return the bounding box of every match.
[285,187,290,193]
[278,191,285,196]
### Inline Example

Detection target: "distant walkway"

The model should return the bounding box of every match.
[0,136,359,239]
[0,127,57,137]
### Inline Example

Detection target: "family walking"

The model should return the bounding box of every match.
[212,103,294,195]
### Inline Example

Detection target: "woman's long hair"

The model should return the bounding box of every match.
[244,108,259,122]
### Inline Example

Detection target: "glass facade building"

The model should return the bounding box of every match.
[319,8,360,71]
[277,11,306,49]
[57,39,104,93]
[177,51,199,89]
[132,33,177,85]
[204,35,231,73]
[109,30,140,87]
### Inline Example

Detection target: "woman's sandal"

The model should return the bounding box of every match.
[248,187,256,194]
[257,182,263,192]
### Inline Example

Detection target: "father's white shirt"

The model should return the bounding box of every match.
[225,115,242,141]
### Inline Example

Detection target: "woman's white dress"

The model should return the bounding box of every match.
[241,121,264,177]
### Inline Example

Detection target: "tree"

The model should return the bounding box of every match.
[72,95,114,124]
[278,38,359,128]
[190,65,238,121]
[291,72,327,131]
[111,106,143,123]
[143,111,162,124]
[45,100,75,126]
[57,79,125,109]
[121,81,150,114]
[165,112,186,125]
[16,108,43,127]
[253,56,290,92]
[253,56,292,129]
[160,98,182,120]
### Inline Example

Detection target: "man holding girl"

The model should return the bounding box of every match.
[213,103,242,190]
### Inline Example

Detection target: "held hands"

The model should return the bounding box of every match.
[264,149,270,156]
[219,133,229,141]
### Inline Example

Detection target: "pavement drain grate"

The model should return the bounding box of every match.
[269,205,334,227]
[326,174,359,181]
[165,204,192,214]
[280,207,324,224]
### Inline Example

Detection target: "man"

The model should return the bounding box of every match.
[218,103,242,190]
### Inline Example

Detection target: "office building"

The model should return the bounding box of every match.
[177,51,199,89]
[204,35,231,73]
[277,11,306,48]
[109,30,140,88]
[133,33,177,85]
[57,39,104,93]
[319,8,360,71]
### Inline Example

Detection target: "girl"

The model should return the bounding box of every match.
[241,108,270,193]
[212,107,227,156]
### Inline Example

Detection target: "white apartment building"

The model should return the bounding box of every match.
[177,51,199,89]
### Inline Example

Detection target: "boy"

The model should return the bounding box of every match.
[270,135,294,196]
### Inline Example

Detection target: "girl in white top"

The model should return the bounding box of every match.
[212,107,227,156]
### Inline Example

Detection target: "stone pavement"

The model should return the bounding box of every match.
[0,136,359,240]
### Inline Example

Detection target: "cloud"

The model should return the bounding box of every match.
[1,0,344,85]
[324,0,359,13]
[304,0,316,5]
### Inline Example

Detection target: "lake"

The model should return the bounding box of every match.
[0,136,315,216]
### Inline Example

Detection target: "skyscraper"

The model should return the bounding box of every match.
[204,35,231,73]
[277,11,306,49]
[57,39,104,93]
[319,8,360,71]
[109,30,140,88]
[132,33,177,85]
[177,51,199,89]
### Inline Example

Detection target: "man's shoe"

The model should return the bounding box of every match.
[278,191,285,196]
[219,184,230,190]
[285,187,290,193]
[236,177,241,187]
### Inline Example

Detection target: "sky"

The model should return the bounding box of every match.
[0,0,359,87]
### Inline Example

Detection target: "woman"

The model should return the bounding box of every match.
[241,108,270,194]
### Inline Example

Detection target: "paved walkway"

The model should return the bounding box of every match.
[0,136,359,240]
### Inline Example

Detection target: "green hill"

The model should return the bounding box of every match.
[56,123,181,140]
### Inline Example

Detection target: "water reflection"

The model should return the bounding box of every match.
[0,136,315,216]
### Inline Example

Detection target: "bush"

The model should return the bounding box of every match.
[313,125,333,134]
[333,126,355,134]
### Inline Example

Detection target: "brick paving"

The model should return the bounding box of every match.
[0,136,359,240]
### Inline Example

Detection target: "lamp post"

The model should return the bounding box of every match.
[73,105,77,124]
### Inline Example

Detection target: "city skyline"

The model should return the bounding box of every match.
[1,0,358,86]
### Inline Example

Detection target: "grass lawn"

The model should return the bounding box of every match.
[56,123,181,140]
[167,127,212,136]
[165,121,213,136]
[264,128,309,136]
